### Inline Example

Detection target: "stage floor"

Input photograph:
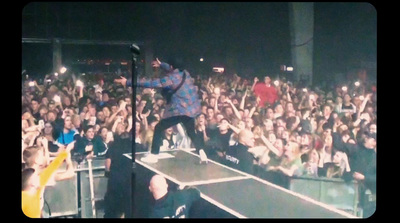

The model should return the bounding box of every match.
[128,149,357,218]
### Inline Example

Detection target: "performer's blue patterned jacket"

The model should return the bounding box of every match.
[133,62,201,119]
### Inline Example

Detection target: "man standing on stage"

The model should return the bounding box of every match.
[114,57,207,163]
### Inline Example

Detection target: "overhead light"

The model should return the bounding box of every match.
[212,67,224,73]
[280,65,293,72]
[60,66,67,74]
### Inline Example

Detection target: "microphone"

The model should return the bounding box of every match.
[130,44,140,56]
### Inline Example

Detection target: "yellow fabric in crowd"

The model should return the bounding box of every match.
[22,151,68,218]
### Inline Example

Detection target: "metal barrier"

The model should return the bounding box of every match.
[43,158,362,218]
[43,158,108,218]
[78,158,108,218]
[289,176,360,216]
[43,167,79,217]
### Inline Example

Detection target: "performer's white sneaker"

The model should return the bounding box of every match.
[140,153,158,163]
[199,149,208,164]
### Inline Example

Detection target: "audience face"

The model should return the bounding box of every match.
[274,104,284,114]
[102,93,109,102]
[218,119,229,132]
[343,94,351,103]
[266,108,274,120]
[164,127,174,136]
[111,105,118,114]
[102,106,111,118]
[240,130,255,148]
[309,149,319,164]
[245,117,254,130]
[44,122,53,135]
[64,116,73,130]
[286,102,294,113]
[97,111,106,122]
[63,96,72,107]
[369,124,377,134]
[225,107,233,116]
[88,105,96,117]
[284,141,299,160]
[197,114,206,126]
[47,111,57,123]
[276,118,286,128]
[206,108,215,120]
[125,97,131,105]
[332,151,345,165]
[135,122,141,133]
[238,120,245,130]
[263,119,274,131]
[201,105,207,115]
[209,97,216,107]
[31,100,40,112]
[300,134,311,146]
[85,127,95,140]
[216,114,224,123]
[323,105,332,117]
[264,76,271,85]
[39,107,48,118]
[323,134,333,147]
[100,127,108,141]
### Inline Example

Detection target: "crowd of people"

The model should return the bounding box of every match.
[21,59,376,218]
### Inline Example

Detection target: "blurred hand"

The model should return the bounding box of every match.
[353,172,365,181]
[22,112,32,120]
[65,141,76,152]
[114,76,127,87]
[119,101,127,110]
[150,88,156,97]
[200,124,206,132]
[141,109,151,119]
[151,58,161,68]
[267,166,279,171]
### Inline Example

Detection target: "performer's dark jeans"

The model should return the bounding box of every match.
[151,115,202,155]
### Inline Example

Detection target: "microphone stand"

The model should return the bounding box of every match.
[130,43,140,218]
[130,43,140,154]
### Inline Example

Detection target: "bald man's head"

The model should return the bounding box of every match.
[149,175,169,200]
[238,129,255,148]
